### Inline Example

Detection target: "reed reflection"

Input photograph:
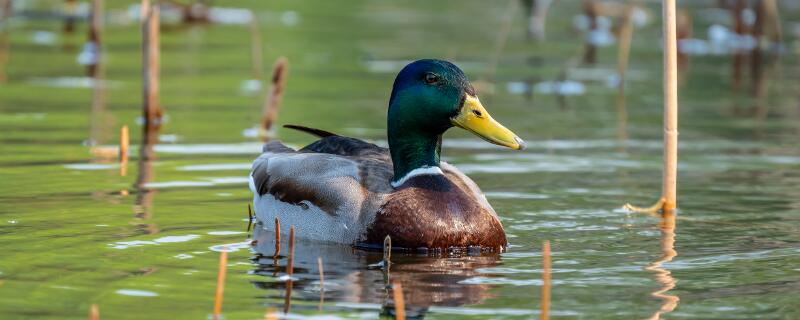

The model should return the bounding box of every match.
[645,211,679,320]
[132,120,160,234]
[249,226,500,318]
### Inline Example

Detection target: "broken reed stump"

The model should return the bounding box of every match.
[212,249,228,319]
[624,0,678,214]
[88,304,99,320]
[142,0,162,128]
[283,226,296,314]
[274,217,281,257]
[393,281,406,320]
[119,125,129,176]
[540,241,551,320]
[261,57,288,139]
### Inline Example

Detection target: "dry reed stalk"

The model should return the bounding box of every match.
[540,241,551,320]
[624,0,678,213]
[318,257,325,310]
[212,250,228,319]
[283,226,295,314]
[119,125,129,176]
[261,57,288,138]
[660,0,679,212]
[88,304,99,320]
[274,217,281,257]
[393,281,406,320]
[142,0,162,126]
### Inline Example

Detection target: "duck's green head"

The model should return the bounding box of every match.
[387,59,525,185]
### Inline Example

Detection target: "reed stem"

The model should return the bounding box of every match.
[212,250,228,319]
[261,57,288,138]
[661,0,679,212]
[540,241,551,320]
[142,0,162,126]
[393,281,406,320]
[274,217,281,257]
[119,125,129,176]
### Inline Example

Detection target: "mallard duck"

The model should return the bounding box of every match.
[249,59,524,251]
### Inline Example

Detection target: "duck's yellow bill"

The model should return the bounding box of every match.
[451,95,526,150]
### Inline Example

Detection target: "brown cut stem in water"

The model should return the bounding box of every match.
[142,0,162,127]
[393,281,406,320]
[274,217,281,257]
[261,57,288,139]
[540,241,551,320]
[212,250,228,319]
[119,125,129,176]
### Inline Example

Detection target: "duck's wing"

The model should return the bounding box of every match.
[249,128,393,244]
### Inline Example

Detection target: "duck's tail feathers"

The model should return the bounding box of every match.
[283,124,339,138]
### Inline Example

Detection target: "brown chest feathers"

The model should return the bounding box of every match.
[363,174,507,251]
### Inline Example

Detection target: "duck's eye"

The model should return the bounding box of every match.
[424,73,440,84]
[472,109,483,117]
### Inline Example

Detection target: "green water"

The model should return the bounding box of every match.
[2,1,800,319]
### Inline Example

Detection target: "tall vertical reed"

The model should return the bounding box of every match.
[624,0,679,213]
[142,0,162,127]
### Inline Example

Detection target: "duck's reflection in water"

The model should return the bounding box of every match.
[249,225,500,318]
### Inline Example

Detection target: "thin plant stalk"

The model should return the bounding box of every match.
[142,0,162,127]
[261,57,288,139]
[274,217,281,257]
[624,0,678,213]
[119,125,129,176]
[393,281,406,320]
[540,241,551,320]
[212,250,228,319]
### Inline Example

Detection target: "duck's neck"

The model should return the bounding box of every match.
[388,130,443,186]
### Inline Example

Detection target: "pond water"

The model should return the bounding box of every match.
[1,1,799,319]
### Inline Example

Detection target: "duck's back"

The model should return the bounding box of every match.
[249,136,395,244]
